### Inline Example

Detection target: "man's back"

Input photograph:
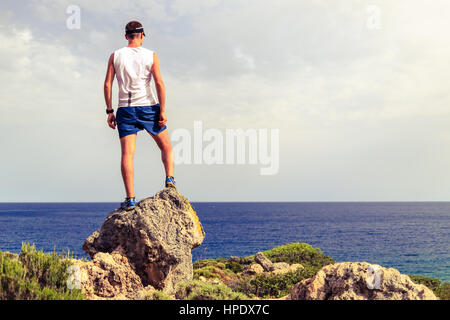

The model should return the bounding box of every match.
[114,46,158,107]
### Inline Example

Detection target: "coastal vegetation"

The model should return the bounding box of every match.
[408,274,450,300]
[192,243,335,299]
[174,280,249,300]
[0,242,448,300]
[0,243,83,300]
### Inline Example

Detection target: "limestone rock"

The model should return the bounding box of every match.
[71,253,144,299]
[273,262,290,270]
[271,263,304,275]
[82,188,205,295]
[242,263,265,275]
[254,252,275,272]
[242,262,304,276]
[290,262,438,300]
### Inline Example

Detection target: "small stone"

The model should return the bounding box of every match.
[242,263,264,275]
[271,263,304,275]
[254,252,275,272]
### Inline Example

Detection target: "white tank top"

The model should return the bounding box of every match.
[113,46,158,107]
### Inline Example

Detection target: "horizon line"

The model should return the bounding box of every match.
[1,200,450,203]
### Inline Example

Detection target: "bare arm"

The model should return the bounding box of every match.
[104,53,116,129]
[152,52,167,127]
[104,53,115,111]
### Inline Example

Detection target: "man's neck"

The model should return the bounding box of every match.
[127,41,141,48]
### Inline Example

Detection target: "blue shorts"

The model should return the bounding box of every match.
[116,104,167,138]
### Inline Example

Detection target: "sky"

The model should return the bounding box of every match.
[0,0,449,202]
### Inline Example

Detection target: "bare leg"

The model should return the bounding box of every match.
[120,133,137,198]
[149,129,174,177]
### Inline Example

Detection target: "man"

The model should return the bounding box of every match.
[103,20,175,209]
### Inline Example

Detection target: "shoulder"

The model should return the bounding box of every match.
[140,46,153,53]
[111,48,124,61]
[114,47,130,57]
[108,52,115,64]
[114,47,125,54]
[139,46,154,54]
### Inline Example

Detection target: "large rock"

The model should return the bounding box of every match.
[71,253,145,299]
[290,262,438,300]
[82,188,205,295]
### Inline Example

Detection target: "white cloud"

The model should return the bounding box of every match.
[233,47,256,70]
[170,0,221,16]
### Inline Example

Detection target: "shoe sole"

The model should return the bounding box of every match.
[166,184,176,189]
[120,205,135,211]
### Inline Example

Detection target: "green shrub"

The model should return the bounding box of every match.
[194,265,221,279]
[435,282,450,300]
[193,258,240,285]
[140,289,174,300]
[235,265,316,298]
[193,258,226,270]
[256,243,335,268]
[19,243,74,290]
[408,275,441,291]
[0,244,84,300]
[194,266,239,286]
[174,280,249,300]
[225,260,244,274]
[408,274,450,300]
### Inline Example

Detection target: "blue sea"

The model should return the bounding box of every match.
[0,202,448,282]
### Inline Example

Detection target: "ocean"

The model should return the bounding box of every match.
[0,202,448,282]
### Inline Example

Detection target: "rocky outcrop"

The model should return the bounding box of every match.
[243,261,304,276]
[71,253,145,299]
[271,263,304,275]
[80,188,205,298]
[254,252,275,272]
[242,263,265,275]
[290,262,438,300]
[249,252,303,276]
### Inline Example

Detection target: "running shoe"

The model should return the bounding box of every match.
[165,176,176,188]
[120,197,136,209]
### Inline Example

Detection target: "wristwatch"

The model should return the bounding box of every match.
[106,108,114,114]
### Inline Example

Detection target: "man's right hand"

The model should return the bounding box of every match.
[159,111,167,127]
[107,113,116,129]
